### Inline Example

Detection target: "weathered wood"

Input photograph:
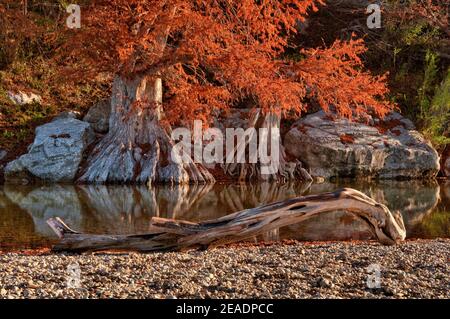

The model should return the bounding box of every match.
[223,110,312,182]
[47,188,406,252]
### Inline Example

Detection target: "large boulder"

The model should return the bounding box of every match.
[284,111,440,180]
[83,99,111,133]
[4,118,94,184]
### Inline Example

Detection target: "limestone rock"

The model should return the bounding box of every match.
[83,100,111,133]
[7,91,42,105]
[4,118,94,184]
[53,111,81,121]
[284,111,440,180]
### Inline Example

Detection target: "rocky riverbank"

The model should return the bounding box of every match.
[1,106,445,185]
[0,239,448,299]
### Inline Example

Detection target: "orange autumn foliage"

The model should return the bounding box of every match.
[53,1,393,122]
[292,37,393,118]
[0,1,42,69]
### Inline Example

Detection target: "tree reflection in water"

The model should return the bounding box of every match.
[0,180,447,248]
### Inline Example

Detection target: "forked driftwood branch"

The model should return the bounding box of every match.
[47,188,406,252]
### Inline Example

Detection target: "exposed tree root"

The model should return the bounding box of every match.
[223,110,312,182]
[77,75,214,185]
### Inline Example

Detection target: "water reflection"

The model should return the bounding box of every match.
[77,184,215,233]
[0,180,448,249]
[308,181,441,228]
[3,185,83,238]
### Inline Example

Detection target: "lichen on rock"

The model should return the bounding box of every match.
[284,111,440,180]
[4,117,95,184]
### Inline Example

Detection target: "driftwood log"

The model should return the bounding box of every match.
[47,188,406,252]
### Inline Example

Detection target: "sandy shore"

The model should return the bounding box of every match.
[0,239,448,299]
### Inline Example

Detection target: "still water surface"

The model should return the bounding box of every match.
[0,180,448,250]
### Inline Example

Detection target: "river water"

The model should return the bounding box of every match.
[0,180,448,250]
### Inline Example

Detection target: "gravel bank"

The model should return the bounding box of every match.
[0,239,448,299]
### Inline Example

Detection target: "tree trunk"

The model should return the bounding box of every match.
[78,75,214,185]
[223,110,312,182]
[47,188,406,252]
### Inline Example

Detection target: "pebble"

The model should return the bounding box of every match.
[316,277,334,288]
[0,239,448,299]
